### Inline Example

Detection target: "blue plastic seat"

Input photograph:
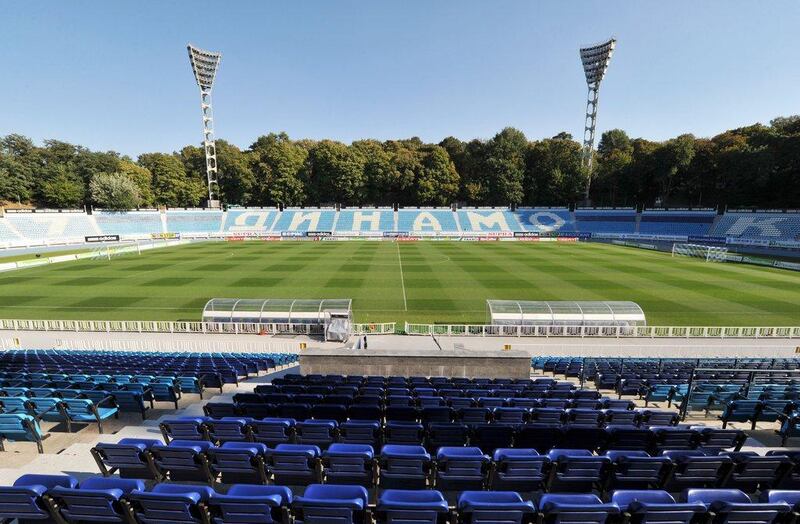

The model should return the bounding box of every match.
[493,407,528,425]
[611,490,705,524]
[651,426,699,452]
[160,417,208,442]
[602,425,654,452]
[293,484,369,524]
[61,398,119,433]
[605,450,672,490]
[297,420,338,449]
[128,484,215,524]
[435,446,490,491]
[208,485,292,524]
[471,424,515,454]
[251,418,296,446]
[151,439,215,482]
[662,450,733,490]
[376,489,448,524]
[384,421,425,445]
[720,452,793,492]
[205,417,251,443]
[207,441,269,484]
[269,444,322,486]
[692,427,747,452]
[539,493,619,524]
[426,422,469,452]
[92,438,163,479]
[458,491,536,524]
[0,474,77,522]
[547,449,610,493]
[514,423,563,453]
[50,476,145,523]
[339,420,381,447]
[379,444,432,489]
[685,489,791,524]
[0,413,48,453]
[490,448,550,491]
[323,443,376,486]
[641,410,680,427]
[459,407,493,425]
[603,409,642,426]
[312,404,348,423]
[719,400,762,429]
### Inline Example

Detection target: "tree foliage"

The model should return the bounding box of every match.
[1,116,799,209]
[90,172,141,210]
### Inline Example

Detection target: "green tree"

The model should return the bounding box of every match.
[90,172,141,210]
[306,140,365,205]
[484,128,527,205]
[38,165,84,208]
[249,133,308,206]
[416,145,460,205]
[117,160,154,207]
[138,153,205,207]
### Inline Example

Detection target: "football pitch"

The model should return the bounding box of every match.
[0,240,799,326]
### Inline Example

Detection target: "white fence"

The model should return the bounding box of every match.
[404,323,800,338]
[0,319,397,336]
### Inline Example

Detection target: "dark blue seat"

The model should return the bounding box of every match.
[379,444,432,489]
[50,476,145,523]
[539,493,619,524]
[692,427,747,452]
[208,485,292,524]
[128,484,215,524]
[530,408,565,424]
[720,452,793,492]
[459,408,493,425]
[160,417,208,442]
[426,423,469,452]
[685,488,791,524]
[205,417,251,443]
[603,409,642,426]
[470,424,515,454]
[457,491,536,524]
[0,474,77,523]
[605,450,673,490]
[348,404,382,421]
[662,450,733,490]
[493,408,528,425]
[339,420,381,447]
[322,443,375,487]
[611,490,705,524]
[91,438,163,479]
[514,423,563,453]
[269,444,322,486]
[641,410,680,426]
[651,426,699,452]
[602,425,654,452]
[376,489,448,524]
[490,448,550,491]
[293,484,369,524]
[296,420,338,449]
[434,446,490,491]
[250,418,296,446]
[204,402,239,418]
[547,449,610,493]
[207,441,269,484]
[719,400,762,429]
[384,421,425,445]
[151,439,215,482]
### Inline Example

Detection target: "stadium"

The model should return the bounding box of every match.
[2,2,800,523]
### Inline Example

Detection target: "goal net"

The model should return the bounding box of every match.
[671,243,728,262]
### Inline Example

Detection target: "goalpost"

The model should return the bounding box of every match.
[671,243,728,262]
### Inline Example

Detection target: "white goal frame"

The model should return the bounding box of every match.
[671,243,728,262]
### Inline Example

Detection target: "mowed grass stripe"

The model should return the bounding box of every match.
[0,240,798,325]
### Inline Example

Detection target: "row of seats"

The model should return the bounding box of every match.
[92,438,784,493]
[9,473,800,524]
[158,417,744,455]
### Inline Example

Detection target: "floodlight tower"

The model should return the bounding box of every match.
[187,44,222,208]
[579,38,616,202]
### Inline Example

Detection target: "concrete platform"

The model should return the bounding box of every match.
[299,347,532,378]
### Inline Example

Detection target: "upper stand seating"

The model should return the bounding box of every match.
[575,209,637,234]
[639,210,716,236]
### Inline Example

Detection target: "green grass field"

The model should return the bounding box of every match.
[0,240,798,326]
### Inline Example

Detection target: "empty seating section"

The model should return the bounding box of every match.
[516,208,577,233]
[4,213,96,241]
[165,210,223,233]
[456,210,522,232]
[639,210,716,236]
[575,209,637,234]
[0,349,296,452]
[273,209,336,231]
[223,209,278,232]
[397,209,459,232]
[710,212,800,241]
[335,209,395,232]
[0,219,22,244]
[94,211,163,235]
[7,364,800,524]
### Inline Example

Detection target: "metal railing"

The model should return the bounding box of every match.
[404,323,800,338]
[0,318,396,336]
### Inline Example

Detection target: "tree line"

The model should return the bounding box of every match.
[1,116,798,210]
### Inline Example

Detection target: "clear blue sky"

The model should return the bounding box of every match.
[2,1,798,157]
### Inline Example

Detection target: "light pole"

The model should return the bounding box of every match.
[187,44,222,208]
[579,38,616,203]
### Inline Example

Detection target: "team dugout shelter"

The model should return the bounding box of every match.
[486,300,646,326]
[202,298,353,341]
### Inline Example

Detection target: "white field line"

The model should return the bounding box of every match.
[396,241,408,311]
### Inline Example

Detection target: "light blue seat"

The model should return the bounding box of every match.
[61,398,118,433]
[0,413,48,453]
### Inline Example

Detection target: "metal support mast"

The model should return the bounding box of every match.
[579,38,616,202]
[187,44,222,208]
